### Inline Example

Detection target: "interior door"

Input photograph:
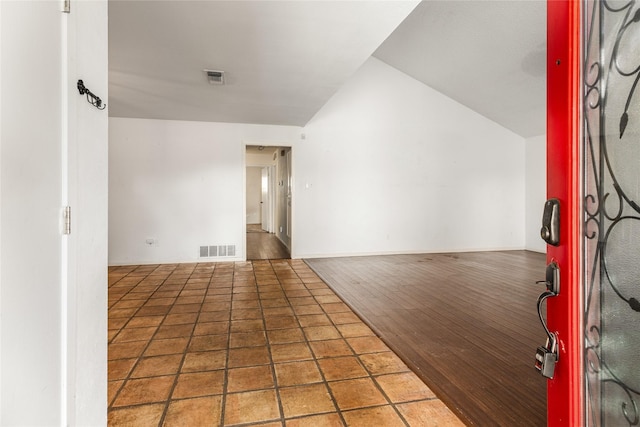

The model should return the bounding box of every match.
[261,167,270,232]
[286,149,292,239]
[1,2,66,424]
[546,1,640,425]
[2,2,107,424]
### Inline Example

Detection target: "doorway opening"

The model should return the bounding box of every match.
[245,145,292,260]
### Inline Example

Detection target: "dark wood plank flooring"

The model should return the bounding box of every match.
[305,251,547,427]
[246,226,290,260]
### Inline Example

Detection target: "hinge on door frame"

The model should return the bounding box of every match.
[62,0,70,13]
[63,206,71,235]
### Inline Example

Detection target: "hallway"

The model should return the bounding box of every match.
[246,224,290,261]
[108,260,462,426]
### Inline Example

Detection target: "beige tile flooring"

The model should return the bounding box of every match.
[108,259,464,426]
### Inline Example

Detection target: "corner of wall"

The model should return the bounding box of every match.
[295,57,530,256]
[525,134,547,254]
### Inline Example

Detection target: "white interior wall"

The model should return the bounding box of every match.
[109,58,529,263]
[1,2,107,424]
[66,2,109,424]
[1,3,63,423]
[294,57,526,258]
[525,134,547,253]
[0,4,3,419]
[246,149,278,167]
[108,118,300,265]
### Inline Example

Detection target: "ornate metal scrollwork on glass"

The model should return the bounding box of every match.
[584,1,640,425]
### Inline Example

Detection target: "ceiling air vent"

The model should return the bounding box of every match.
[204,69,225,85]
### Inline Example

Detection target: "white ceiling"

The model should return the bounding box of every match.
[374,0,547,138]
[108,0,419,126]
[109,0,547,138]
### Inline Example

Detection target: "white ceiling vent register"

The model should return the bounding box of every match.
[200,245,236,258]
[204,69,225,85]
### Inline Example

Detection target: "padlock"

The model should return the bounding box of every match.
[535,335,558,379]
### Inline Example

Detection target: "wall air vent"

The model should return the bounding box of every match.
[204,69,225,85]
[199,245,236,258]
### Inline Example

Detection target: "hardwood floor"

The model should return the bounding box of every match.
[305,251,548,427]
[246,225,290,260]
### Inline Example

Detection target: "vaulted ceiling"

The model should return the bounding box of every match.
[109,1,546,138]
[373,1,546,138]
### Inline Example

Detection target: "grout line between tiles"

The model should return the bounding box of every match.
[285,259,348,427]
[258,261,286,425]
[109,265,179,413]
[157,262,213,427]
[108,260,454,427]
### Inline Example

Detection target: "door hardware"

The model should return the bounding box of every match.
[537,261,560,295]
[535,334,558,379]
[534,262,560,379]
[63,206,71,235]
[541,198,560,246]
[77,80,106,110]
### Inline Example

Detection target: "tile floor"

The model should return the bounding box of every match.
[108,259,464,426]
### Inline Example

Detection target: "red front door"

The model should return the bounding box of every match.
[546,1,583,425]
[546,1,640,425]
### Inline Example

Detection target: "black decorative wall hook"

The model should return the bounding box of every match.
[77,79,106,110]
